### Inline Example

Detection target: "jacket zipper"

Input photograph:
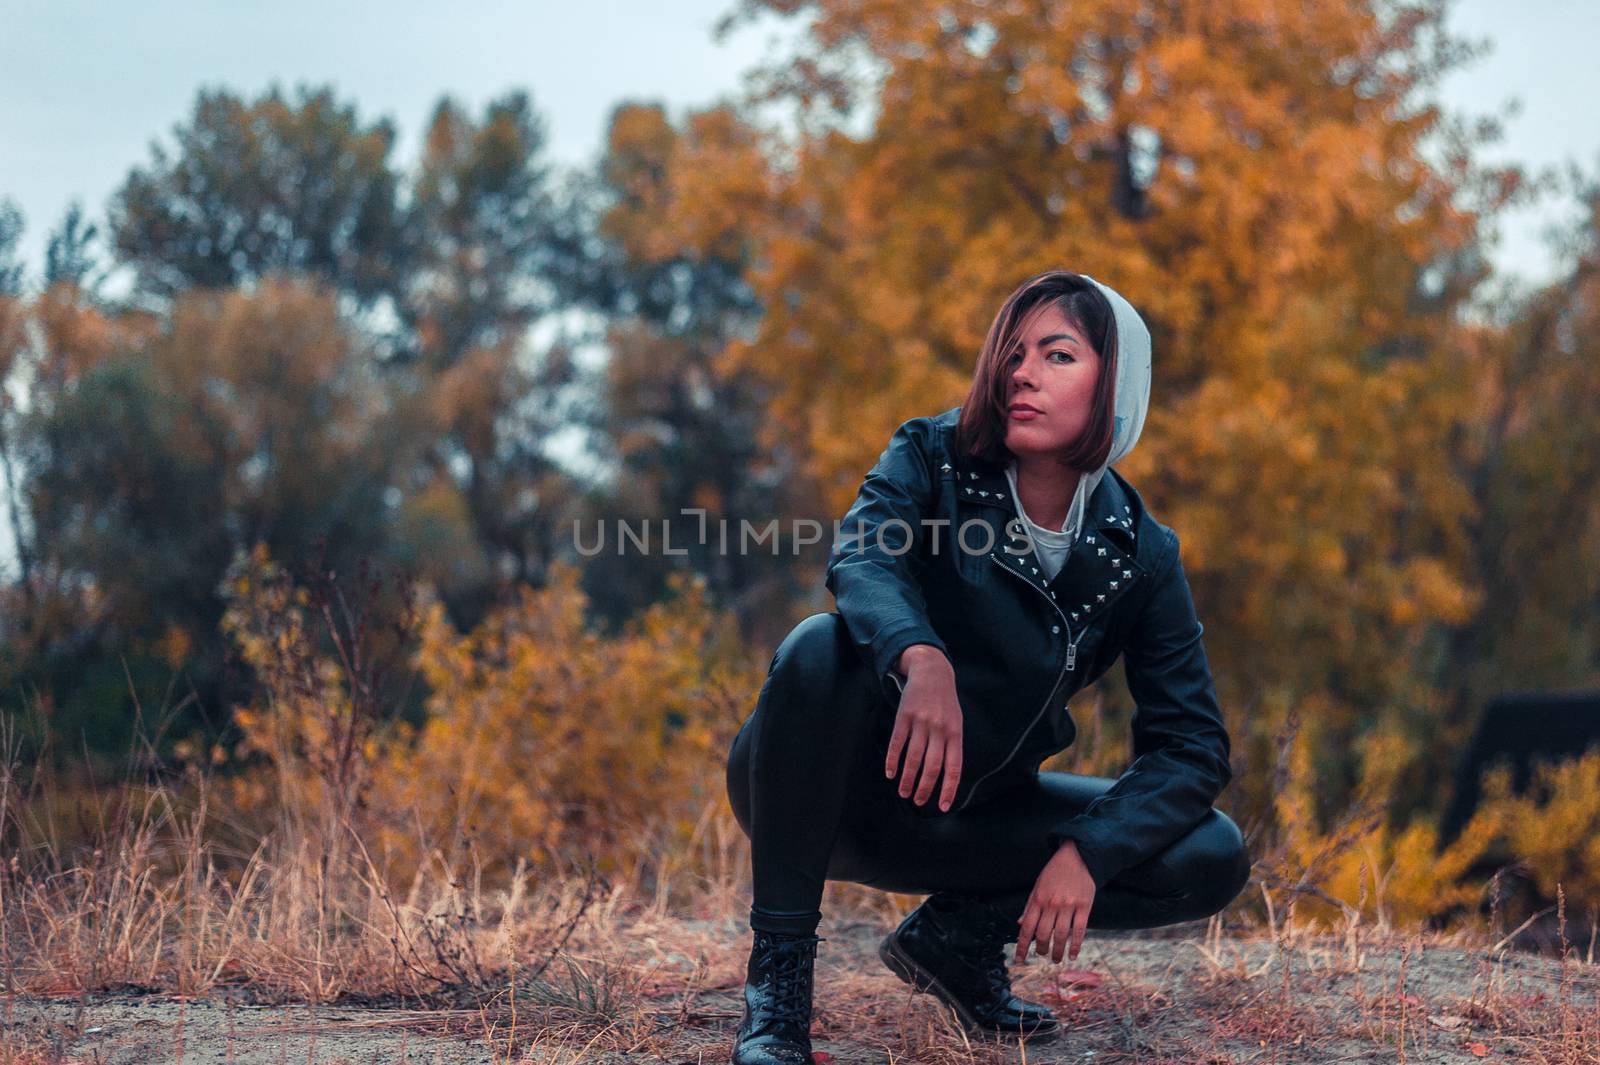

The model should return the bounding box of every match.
[953,550,1081,812]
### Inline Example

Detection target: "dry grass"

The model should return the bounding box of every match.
[3,578,1598,1065]
[3,745,1599,1065]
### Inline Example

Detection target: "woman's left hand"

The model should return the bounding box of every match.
[1014,841,1096,965]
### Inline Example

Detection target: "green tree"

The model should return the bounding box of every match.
[384,91,588,615]
[566,102,817,641]
[1446,175,1600,713]
[14,279,403,757]
[108,84,401,308]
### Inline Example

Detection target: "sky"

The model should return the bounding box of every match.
[1,1,1597,292]
[0,1,795,285]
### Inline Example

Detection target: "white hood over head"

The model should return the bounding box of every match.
[1014,274,1153,544]
[1081,273,1152,470]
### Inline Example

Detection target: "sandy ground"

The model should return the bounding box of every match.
[7,916,1599,1064]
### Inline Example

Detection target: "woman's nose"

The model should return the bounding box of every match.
[1011,356,1036,388]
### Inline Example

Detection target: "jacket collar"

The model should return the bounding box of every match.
[946,456,1145,630]
[947,455,1138,551]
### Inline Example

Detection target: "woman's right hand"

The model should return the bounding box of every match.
[886,644,964,812]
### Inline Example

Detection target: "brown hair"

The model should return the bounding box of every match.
[955,270,1119,471]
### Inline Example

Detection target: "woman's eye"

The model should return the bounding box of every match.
[1048,350,1075,363]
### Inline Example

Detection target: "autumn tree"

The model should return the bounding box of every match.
[633,0,1527,834]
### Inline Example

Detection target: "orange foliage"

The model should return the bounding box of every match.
[625,0,1522,862]
[370,561,762,882]
[220,544,765,889]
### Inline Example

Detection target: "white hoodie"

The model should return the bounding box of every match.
[1004,274,1152,580]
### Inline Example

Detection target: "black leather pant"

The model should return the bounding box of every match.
[725,612,1252,936]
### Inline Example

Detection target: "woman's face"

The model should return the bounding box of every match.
[1002,301,1103,460]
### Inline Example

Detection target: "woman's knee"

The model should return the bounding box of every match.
[768,611,854,684]
[725,612,870,830]
[725,718,753,837]
[757,612,872,721]
[1185,808,1252,914]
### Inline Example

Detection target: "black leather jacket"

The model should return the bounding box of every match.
[824,406,1233,889]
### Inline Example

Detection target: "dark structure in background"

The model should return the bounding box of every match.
[1438,689,1600,849]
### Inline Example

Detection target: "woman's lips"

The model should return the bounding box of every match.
[1009,404,1042,420]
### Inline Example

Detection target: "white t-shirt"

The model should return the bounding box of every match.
[1004,460,1085,581]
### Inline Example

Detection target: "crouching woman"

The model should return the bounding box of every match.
[725,269,1252,1063]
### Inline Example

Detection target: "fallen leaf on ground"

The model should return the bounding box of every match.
[1036,968,1104,1004]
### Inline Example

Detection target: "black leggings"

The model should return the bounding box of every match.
[725,612,1252,937]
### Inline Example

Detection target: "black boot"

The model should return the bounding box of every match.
[878,892,1061,1042]
[730,928,825,1065]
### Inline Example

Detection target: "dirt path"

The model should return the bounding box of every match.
[8,918,1599,1063]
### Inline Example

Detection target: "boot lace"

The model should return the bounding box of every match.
[758,932,823,1029]
[971,913,1014,1003]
